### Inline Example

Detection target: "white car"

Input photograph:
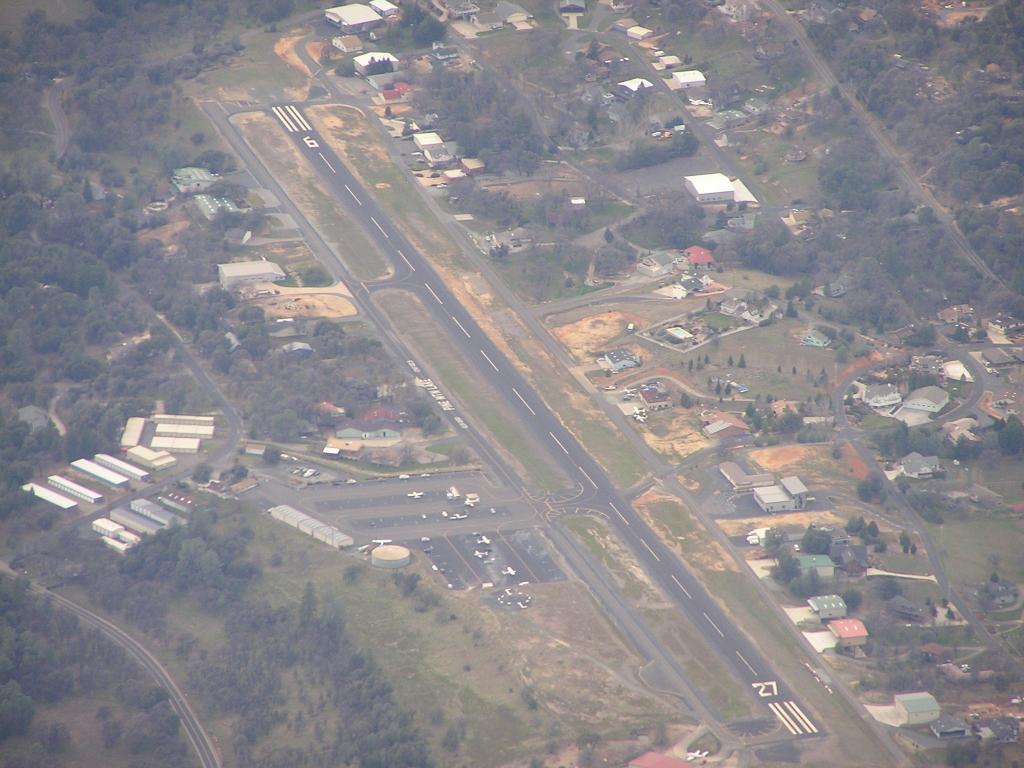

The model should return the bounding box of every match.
[398,473,411,479]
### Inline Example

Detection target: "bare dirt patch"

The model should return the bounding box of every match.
[746,442,861,493]
[640,412,709,461]
[137,218,190,246]
[273,29,313,78]
[717,509,848,537]
[551,310,645,361]
[840,442,871,481]
[307,105,391,169]
[253,288,357,319]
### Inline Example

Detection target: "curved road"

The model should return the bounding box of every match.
[44,79,71,159]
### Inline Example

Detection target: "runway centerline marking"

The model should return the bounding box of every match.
[736,651,756,675]
[317,152,336,173]
[548,432,569,454]
[424,283,443,305]
[344,184,362,205]
[397,250,414,270]
[703,612,725,637]
[511,387,536,415]
[609,502,629,526]
[480,349,498,371]
[370,217,389,238]
[452,316,471,338]
[578,465,597,488]
[639,538,661,562]
[671,574,692,598]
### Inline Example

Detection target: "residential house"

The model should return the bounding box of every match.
[800,328,831,347]
[894,692,940,725]
[639,383,671,410]
[332,35,364,53]
[315,401,346,427]
[742,97,770,116]
[727,212,758,231]
[829,541,869,575]
[985,579,1019,607]
[719,297,747,317]
[900,452,942,480]
[559,0,586,12]
[678,275,710,296]
[937,304,973,324]
[369,0,399,16]
[863,383,901,409]
[973,717,1019,744]
[597,349,640,373]
[930,716,970,740]
[828,618,868,648]
[281,341,313,357]
[446,0,480,19]
[684,245,715,269]
[903,385,949,413]
[807,595,847,621]
[887,596,928,623]
[701,412,750,440]
[637,251,678,278]
[796,554,835,580]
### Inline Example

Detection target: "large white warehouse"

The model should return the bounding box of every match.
[150,436,201,454]
[110,507,164,536]
[22,483,77,510]
[152,414,216,426]
[131,498,185,527]
[126,445,177,471]
[268,505,354,549]
[217,260,286,290]
[94,454,150,482]
[120,417,146,449]
[71,458,130,489]
[48,475,103,505]
[154,423,215,438]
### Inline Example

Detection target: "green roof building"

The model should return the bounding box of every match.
[796,554,835,579]
[172,166,219,194]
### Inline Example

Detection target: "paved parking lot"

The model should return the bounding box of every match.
[411,528,565,592]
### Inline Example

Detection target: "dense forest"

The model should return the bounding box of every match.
[0,576,195,768]
[805,0,1024,292]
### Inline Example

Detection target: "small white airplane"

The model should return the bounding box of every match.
[398,473,410,479]
[441,510,449,517]
[407,491,424,499]
[473,550,488,559]
[463,499,477,508]
[502,566,516,577]
[451,513,468,520]
[476,535,491,545]
[371,539,393,545]
[686,751,708,761]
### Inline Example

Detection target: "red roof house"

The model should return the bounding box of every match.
[359,406,401,423]
[684,245,715,269]
[629,752,693,768]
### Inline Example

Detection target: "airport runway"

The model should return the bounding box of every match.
[208,100,822,740]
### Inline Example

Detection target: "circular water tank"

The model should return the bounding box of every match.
[371,544,411,569]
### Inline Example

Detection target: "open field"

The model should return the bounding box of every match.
[376,290,563,490]
[233,110,389,281]
[638,411,709,462]
[680,318,840,401]
[730,126,823,208]
[945,453,1024,507]
[551,309,647,362]
[564,515,666,604]
[0,0,90,33]
[746,443,861,496]
[191,26,308,102]
[927,516,1024,586]
[636,491,738,574]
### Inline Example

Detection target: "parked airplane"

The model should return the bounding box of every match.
[476,535,491,545]
[473,550,488,559]
[502,566,516,577]
[371,539,393,545]
[406,491,424,499]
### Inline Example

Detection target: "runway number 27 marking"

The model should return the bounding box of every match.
[752,680,779,698]
[303,136,320,148]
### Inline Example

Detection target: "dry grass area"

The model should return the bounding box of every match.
[273,27,313,77]
[254,288,357,319]
[635,490,739,573]
[639,412,709,462]
[717,509,848,537]
[746,442,861,494]
[137,218,190,247]
[550,310,645,362]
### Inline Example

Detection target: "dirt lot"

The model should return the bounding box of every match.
[253,287,357,319]
[273,28,313,78]
[137,218,190,248]
[746,443,861,494]
[717,509,848,537]
[550,310,645,362]
[640,411,709,462]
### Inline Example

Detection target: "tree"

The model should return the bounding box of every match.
[299,582,317,628]
[0,681,35,739]
[738,354,747,368]
[800,526,833,555]
[191,463,212,484]
[998,415,1024,454]
[262,446,281,465]
[842,589,863,611]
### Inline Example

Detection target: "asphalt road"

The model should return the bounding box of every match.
[253,101,822,738]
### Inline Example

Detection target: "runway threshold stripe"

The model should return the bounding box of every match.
[480,349,498,372]
[671,574,692,598]
[425,283,443,305]
[578,465,597,489]
[769,703,801,736]
[397,250,414,270]
[511,387,536,415]
[452,316,471,338]
[272,106,297,132]
[318,152,336,173]
[640,538,661,562]
[735,650,756,675]
[609,502,629,526]
[286,104,311,131]
[785,701,817,734]
[548,432,569,454]
[345,184,362,205]
[703,612,725,637]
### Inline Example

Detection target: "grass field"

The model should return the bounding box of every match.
[377,290,564,490]
[926,516,1024,586]
[0,0,90,32]
[682,318,839,401]
[946,453,1024,507]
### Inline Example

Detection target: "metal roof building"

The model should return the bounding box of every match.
[268,505,354,549]
[217,260,286,290]
[71,458,130,488]
[110,507,165,536]
[150,436,201,453]
[130,498,185,527]
[22,483,78,510]
[48,475,103,504]
[126,445,178,471]
[120,417,146,449]
[154,423,215,438]
[94,454,150,482]
[152,414,216,426]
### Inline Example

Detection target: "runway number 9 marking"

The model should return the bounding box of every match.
[752,680,779,698]
[303,136,320,148]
